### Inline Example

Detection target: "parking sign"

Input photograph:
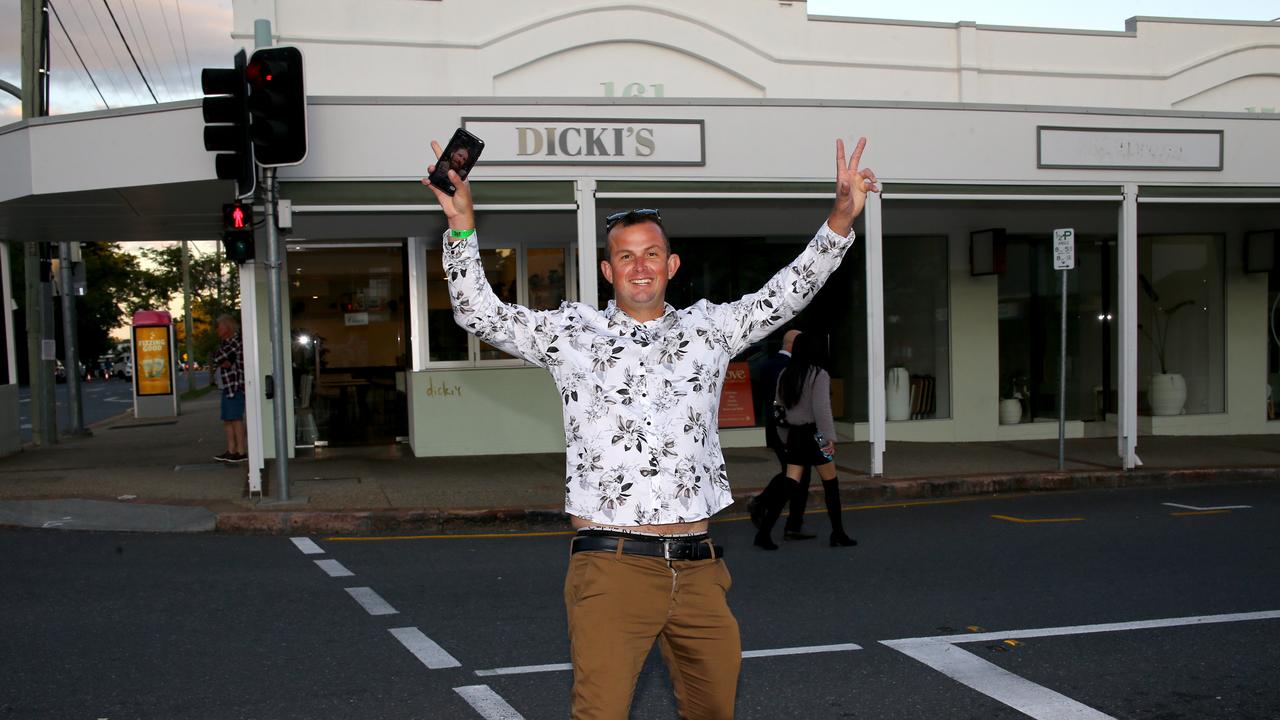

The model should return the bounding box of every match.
[1053,228,1075,270]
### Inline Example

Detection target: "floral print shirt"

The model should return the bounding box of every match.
[442,223,855,525]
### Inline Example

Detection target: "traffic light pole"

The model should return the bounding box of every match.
[262,168,291,502]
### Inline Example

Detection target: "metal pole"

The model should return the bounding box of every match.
[263,168,290,501]
[59,242,85,435]
[182,240,193,392]
[1058,269,1067,470]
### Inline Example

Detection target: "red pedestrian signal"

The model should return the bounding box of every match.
[221,202,255,264]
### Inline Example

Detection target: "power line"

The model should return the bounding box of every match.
[100,0,157,103]
[49,31,98,110]
[77,0,143,104]
[118,0,173,101]
[47,0,109,108]
[155,0,189,97]
[61,0,127,104]
[174,0,196,97]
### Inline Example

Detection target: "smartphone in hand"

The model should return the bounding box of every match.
[428,128,485,196]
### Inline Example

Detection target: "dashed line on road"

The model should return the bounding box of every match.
[290,537,324,555]
[346,586,398,616]
[315,558,354,577]
[454,685,526,720]
[1163,502,1251,511]
[882,609,1280,720]
[390,627,462,669]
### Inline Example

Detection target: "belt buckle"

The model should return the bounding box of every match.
[662,540,673,561]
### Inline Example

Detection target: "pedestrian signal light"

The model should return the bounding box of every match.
[247,46,308,167]
[201,49,255,198]
[221,202,255,264]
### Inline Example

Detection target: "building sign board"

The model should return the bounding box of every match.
[463,118,705,165]
[1037,126,1223,170]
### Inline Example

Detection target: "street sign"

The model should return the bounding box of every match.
[1053,228,1075,270]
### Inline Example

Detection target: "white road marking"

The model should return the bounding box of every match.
[475,662,573,677]
[882,610,1280,720]
[290,537,324,555]
[454,685,526,720]
[884,640,1115,719]
[314,559,354,577]
[1162,502,1251,511]
[41,516,73,528]
[389,627,462,669]
[741,642,862,658]
[473,643,862,677]
[346,586,398,616]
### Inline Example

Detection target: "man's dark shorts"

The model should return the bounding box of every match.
[221,391,246,422]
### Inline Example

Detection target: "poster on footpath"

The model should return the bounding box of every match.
[717,362,756,428]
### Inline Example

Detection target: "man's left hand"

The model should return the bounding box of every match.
[826,137,879,237]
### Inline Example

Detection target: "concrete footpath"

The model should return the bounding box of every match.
[1,392,1278,534]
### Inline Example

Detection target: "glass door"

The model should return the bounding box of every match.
[289,244,409,446]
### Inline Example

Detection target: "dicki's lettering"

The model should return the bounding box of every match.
[517,126,656,158]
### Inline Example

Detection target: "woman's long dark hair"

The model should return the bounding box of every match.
[779,332,828,410]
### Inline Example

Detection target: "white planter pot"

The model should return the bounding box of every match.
[999,398,1023,425]
[1149,373,1186,416]
[886,367,911,421]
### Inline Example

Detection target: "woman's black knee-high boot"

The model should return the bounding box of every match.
[823,478,857,547]
[753,474,793,551]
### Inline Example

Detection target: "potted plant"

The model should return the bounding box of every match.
[999,374,1027,425]
[1139,274,1193,416]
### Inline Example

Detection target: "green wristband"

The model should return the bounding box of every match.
[449,228,475,240]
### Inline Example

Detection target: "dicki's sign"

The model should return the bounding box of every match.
[463,118,705,165]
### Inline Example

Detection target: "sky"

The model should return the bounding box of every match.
[2,1,1277,122]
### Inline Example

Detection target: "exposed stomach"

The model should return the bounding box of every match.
[570,516,710,536]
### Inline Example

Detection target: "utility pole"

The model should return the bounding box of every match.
[182,240,194,391]
[22,0,56,445]
[59,242,86,435]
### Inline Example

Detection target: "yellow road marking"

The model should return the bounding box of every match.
[1170,509,1231,517]
[991,514,1083,524]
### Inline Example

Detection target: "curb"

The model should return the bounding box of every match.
[213,466,1280,535]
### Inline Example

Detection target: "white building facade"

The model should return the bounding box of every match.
[2,1,1278,471]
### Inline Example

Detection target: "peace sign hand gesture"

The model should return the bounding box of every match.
[826,137,879,237]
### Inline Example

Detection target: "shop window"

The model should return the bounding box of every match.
[425,243,571,366]
[883,236,950,421]
[1138,234,1225,415]
[998,234,1114,423]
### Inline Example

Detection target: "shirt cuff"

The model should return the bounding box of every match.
[441,229,477,263]
[818,222,856,244]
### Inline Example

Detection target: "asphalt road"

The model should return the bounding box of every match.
[2,482,1277,719]
[17,370,211,441]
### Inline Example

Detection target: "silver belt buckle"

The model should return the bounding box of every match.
[662,539,673,560]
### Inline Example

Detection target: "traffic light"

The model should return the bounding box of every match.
[222,202,255,264]
[201,50,254,198]
[247,46,308,167]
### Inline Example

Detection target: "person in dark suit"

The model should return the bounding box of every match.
[750,329,816,540]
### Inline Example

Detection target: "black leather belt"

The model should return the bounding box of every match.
[571,534,724,561]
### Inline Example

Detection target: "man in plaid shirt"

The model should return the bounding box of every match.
[211,314,247,465]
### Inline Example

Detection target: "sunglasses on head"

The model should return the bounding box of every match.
[604,209,662,232]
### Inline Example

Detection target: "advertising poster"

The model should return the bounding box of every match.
[134,326,172,396]
[717,362,756,428]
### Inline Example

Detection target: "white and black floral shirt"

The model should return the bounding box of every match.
[442,223,855,525]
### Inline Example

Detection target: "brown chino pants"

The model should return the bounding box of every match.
[563,545,741,720]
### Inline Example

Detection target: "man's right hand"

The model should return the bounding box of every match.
[422,139,476,231]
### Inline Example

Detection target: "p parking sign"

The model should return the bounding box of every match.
[1053,228,1076,270]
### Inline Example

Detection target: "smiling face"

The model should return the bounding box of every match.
[601,221,680,322]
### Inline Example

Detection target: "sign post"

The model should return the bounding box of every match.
[1052,228,1075,470]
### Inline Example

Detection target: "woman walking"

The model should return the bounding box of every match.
[753,332,857,550]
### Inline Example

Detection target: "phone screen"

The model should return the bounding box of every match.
[428,128,485,196]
